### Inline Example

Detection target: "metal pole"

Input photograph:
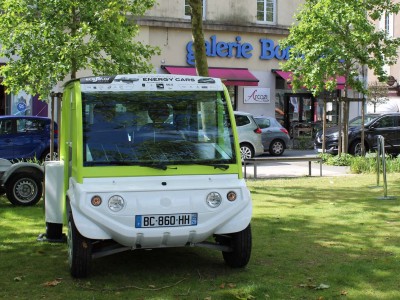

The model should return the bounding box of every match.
[56,93,62,160]
[382,140,387,198]
[376,135,381,186]
[50,93,55,161]
[377,135,396,200]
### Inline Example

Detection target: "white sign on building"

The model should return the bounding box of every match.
[243,88,271,104]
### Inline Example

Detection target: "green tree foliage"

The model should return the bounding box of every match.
[281,0,400,95]
[280,0,400,154]
[0,0,160,99]
[367,81,389,112]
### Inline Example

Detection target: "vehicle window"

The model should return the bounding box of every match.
[235,115,250,127]
[82,91,235,166]
[254,117,270,129]
[0,119,13,134]
[17,119,46,133]
[375,116,395,128]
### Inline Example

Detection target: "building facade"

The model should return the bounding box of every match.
[368,0,400,113]
[136,0,362,135]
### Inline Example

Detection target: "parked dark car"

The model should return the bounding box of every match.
[314,113,400,155]
[0,116,58,161]
[254,116,291,156]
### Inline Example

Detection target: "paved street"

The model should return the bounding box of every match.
[243,149,350,179]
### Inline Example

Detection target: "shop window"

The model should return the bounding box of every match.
[257,0,276,24]
[184,0,206,19]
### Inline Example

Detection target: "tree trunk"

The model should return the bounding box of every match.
[322,96,327,153]
[70,5,79,79]
[342,95,349,154]
[189,0,208,77]
[338,98,343,156]
[361,97,366,155]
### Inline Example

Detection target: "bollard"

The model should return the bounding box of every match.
[376,135,396,200]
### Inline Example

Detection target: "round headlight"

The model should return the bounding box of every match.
[108,195,125,212]
[206,192,222,208]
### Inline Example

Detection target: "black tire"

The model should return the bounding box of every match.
[68,211,92,278]
[216,224,252,268]
[6,173,42,206]
[240,143,254,160]
[349,140,367,156]
[269,139,285,156]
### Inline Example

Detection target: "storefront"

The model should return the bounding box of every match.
[0,64,48,117]
[272,70,348,136]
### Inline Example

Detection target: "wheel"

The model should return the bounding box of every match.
[240,143,254,160]
[41,151,58,161]
[68,211,92,278]
[269,139,285,156]
[6,173,42,206]
[216,224,252,268]
[349,140,367,156]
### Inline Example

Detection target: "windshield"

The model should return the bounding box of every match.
[349,114,380,126]
[81,91,236,167]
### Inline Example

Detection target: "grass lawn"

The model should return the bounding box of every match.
[0,174,399,300]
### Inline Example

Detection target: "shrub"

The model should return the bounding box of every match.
[350,155,377,174]
[319,152,400,174]
[326,153,353,166]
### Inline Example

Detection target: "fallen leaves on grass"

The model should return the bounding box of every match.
[299,278,330,290]
[76,278,186,292]
[43,278,62,287]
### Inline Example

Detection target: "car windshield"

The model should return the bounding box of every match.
[349,114,380,126]
[81,91,236,167]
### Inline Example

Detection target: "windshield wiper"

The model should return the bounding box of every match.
[140,163,178,170]
[193,163,230,170]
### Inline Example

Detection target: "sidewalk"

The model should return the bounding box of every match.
[243,150,351,179]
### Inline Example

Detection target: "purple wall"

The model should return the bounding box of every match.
[32,95,48,117]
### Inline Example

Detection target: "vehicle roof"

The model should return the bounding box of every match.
[0,115,51,120]
[234,111,253,116]
[253,115,276,119]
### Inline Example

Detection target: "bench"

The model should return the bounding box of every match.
[243,156,323,179]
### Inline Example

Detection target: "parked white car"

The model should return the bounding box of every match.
[234,111,264,159]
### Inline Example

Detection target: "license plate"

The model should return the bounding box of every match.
[135,213,198,228]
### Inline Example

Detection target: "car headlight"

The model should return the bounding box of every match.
[108,195,125,212]
[206,192,222,208]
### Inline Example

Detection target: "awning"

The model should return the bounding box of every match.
[273,69,346,90]
[162,65,259,86]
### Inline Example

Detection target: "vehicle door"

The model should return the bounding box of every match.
[391,115,400,152]
[0,118,16,159]
[13,118,48,159]
[367,115,398,152]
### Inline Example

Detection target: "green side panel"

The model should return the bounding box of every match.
[223,85,243,179]
[71,82,84,184]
